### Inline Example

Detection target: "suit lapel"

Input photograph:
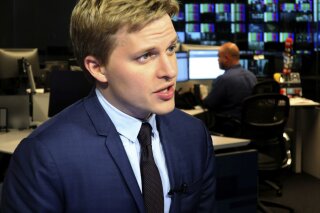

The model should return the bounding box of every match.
[83,91,144,212]
[104,132,144,212]
[156,115,184,213]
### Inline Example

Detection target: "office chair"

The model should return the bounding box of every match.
[48,70,93,117]
[252,79,280,95]
[210,113,242,137]
[240,93,294,213]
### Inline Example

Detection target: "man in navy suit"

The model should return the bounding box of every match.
[1,0,216,212]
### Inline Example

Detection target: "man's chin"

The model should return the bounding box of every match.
[153,103,175,115]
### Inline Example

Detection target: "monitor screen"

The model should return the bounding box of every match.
[176,52,189,82]
[200,23,215,33]
[200,3,215,22]
[280,3,296,12]
[0,48,40,79]
[296,1,312,12]
[249,24,264,32]
[239,59,249,70]
[185,32,201,44]
[185,23,200,32]
[177,31,186,43]
[200,3,214,13]
[188,50,224,80]
[264,32,279,42]
[264,12,279,22]
[314,32,320,51]
[172,10,185,22]
[279,32,295,42]
[185,4,200,22]
[231,23,246,33]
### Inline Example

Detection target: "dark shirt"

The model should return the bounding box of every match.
[203,64,257,119]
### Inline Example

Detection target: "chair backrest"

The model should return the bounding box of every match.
[48,70,93,117]
[241,93,289,140]
[241,94,290,168]
[252,80,280,95]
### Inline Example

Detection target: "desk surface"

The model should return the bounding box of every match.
[289,97,320,107]
[0,129,250,154]
[182,98,319,116]
[181,108,206,116]
[0,129,32,154]
[212,135,250,150]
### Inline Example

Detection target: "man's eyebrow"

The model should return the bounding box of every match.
[171,36,179,44]
[134,37,179,55]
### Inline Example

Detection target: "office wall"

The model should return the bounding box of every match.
[0,0,76,50]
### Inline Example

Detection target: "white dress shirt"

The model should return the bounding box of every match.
[96,89,171,212]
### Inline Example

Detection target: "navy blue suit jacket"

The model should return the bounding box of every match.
[2,90,216,213]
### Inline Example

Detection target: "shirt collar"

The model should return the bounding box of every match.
[95,88,157,143]
[226,64,241,72]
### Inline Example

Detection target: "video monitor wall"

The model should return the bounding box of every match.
[173,0,320,52]
[174,1,246,46]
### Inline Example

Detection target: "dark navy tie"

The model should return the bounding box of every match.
[138,122,164,213]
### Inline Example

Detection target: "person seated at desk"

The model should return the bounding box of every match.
[202,42,257,137]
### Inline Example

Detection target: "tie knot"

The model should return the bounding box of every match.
[138,122,152,147]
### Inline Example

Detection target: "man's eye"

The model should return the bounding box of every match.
[137,52,152,63]
[168,45,177,53]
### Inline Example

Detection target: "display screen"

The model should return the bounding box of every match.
[188,50,224,80]
[200,23,215,33]
[185,4,200,22]
[279,32,295,42]
[249,23,264,32]
[185,23,200,32]
[215,3,231,22]
[264,32,279,42]
[248,32,264,42]
[176,52,189,82]
[200,3,214,13]
[173,10,185,22]
[231,23,246,33]
[200,3,214,22]
[280,3,296,12]
[264,12,279,21]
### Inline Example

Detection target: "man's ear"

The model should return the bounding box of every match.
[84,56,108,83]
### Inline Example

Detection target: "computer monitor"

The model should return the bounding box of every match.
[188,50,224,80]
[0,48,40,79]
[176,52,189,82]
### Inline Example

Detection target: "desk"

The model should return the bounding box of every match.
[182,98,320,176]
[212,135,250,150]
[0,129,32,154]
[287,97,320,177]
[215,149,257,213]
[181,108,206,116]
[289,97,319,106]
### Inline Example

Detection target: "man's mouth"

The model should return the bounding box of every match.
[155,85,175,101]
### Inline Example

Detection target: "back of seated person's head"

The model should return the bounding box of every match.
[219,42,240,70]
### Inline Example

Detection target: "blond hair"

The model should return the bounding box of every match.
[70,0,179,78]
